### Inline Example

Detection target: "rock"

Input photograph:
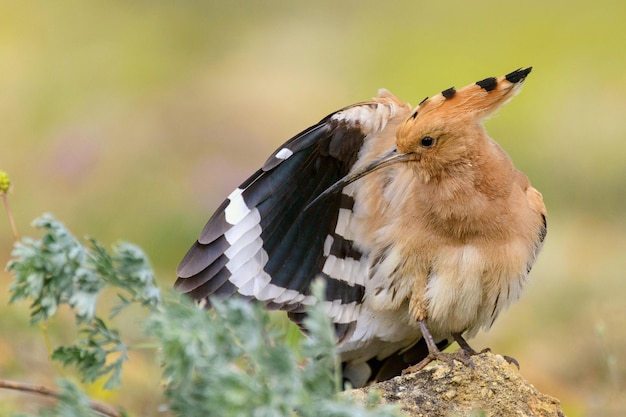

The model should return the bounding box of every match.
[346,352,565,417]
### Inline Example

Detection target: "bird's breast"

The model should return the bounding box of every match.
[422,240,530,338]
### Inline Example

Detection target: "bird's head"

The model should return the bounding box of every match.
[305,68,531,208]
[394,67,532,182]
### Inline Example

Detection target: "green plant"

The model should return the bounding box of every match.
[8,214,160,390]
[4,214,402,417]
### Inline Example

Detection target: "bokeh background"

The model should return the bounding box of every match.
[1,1,625,416]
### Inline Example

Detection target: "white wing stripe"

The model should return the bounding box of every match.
[224,224,262,259]
[322,255,363,286]
[275,148,293,160]
[334,208,354,240]
[224,209,261,244]
[224,188,251,224]
[330,102,397,134]
[224,238,263,272]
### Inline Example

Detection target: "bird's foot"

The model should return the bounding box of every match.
[402,321,477,375]
[401,323,521,376]
[453,333,520,369]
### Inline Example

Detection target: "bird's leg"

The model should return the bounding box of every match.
[452,332,520,369]
[402,320,474,374]
[452,332,480,355]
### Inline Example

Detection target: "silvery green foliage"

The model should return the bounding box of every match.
[146,280,402,417]
[7,214,160,389]
[7,215,402,416]
[8,215,105,323]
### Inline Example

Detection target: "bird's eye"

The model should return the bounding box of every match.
[420,136,435,147]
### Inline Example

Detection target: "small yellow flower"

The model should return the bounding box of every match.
[0,171,11,194]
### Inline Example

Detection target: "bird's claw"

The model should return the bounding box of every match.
[502,354,520,369]
[401,347,520,376]
[404,323,521,376]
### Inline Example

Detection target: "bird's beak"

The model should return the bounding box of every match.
[305,147,413,211]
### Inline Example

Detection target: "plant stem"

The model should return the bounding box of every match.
[2,193,19,241]
[126,342,158,350]
[0,379,122,417]
[39,321,66,376]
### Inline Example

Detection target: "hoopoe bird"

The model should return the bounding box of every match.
[176,67,547,388]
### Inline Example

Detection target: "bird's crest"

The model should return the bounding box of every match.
[397,67,531,153]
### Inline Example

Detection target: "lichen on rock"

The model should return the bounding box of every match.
[346,352,565,417]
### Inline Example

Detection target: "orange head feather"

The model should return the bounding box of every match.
[304,68,532,207]
[392,68,531,183]
[397,67,531,154]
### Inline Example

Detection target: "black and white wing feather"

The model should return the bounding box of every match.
[176,93,409,341]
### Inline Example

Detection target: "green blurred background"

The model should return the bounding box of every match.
[1,1,625,415]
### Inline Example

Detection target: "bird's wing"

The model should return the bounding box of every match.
[176,92,411,340]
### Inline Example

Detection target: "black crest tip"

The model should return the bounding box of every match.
[418,96,429,106]
[505,67,533,84]
[476,77,498,92]
[441,87,456,99]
